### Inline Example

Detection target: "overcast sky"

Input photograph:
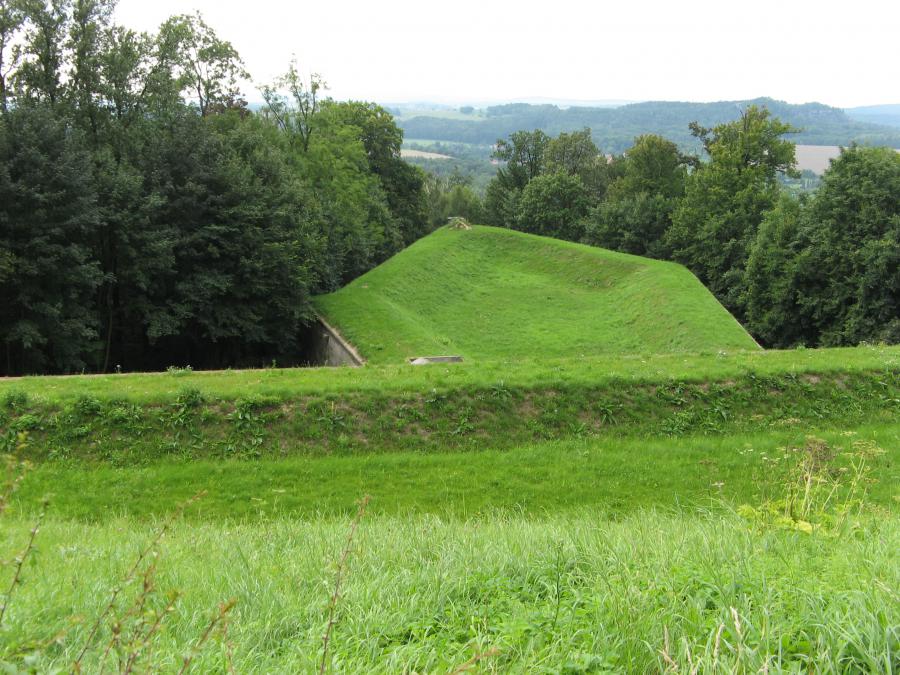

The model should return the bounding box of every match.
[114,0,899,108]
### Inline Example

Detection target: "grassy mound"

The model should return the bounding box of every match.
[314,225,759,362]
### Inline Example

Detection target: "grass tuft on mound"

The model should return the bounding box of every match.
[314,225,760,362]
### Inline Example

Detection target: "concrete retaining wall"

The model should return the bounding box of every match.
[308,317,364,367]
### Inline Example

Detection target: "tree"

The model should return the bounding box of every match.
[296,106,395,290]
[584,192,673,258]
[159,12,247,117]
[484,129,550,227]
[0,104,101,374]
[483,174,520,227]
[585,134,691,258]
[516,172,590,241]
[68,0,115,134]
[608,134,690,201]
[155,113,316,366]
[745,195,811,347]
[492,129,549,190]
[261,60,325,152]
[545,128,608,198]
[423,172,482,228]
[666,106,797,315]
[324,100,428,245]
[793,146,900,345]
[14,0,69,104]
[0,0,25,111]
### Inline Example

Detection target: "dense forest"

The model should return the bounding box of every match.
[478,112,900,348]
[0,1,436,375]
[399,99,900,153]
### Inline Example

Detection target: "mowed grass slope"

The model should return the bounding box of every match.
[315,225,759,362]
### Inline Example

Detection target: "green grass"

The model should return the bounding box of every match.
[314,226,760,363]
[2,351,898,672]
[1,510,897,672]
[3,345,896,405]
[10,424,900,520]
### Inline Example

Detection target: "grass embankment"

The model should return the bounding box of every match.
[2,354,896,462]
[315,225,759,362]
[2,346,898,519]
[0,512,897,672]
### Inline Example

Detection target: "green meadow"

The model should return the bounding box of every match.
[2,343,898,670]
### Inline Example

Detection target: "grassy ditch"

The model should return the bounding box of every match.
[8,424,899,520]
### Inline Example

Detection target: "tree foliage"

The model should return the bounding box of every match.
[584,134,690,258]
[0,1,428,374]
[748,146,900,347]
[667,106,797,314]
[516,172,590,240]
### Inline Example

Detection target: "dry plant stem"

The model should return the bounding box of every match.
[712,622,724,669]
[178,598,236,675]
[319,494,370,675]
[449,647,501,674]
[123,591,180,675]
[660,626,678,671]
[731,606,743,662]
[73,490,206,671]
[0,498,46,625]
[0,463,30,517]
[99,562,158,674]
[223,621,237,675]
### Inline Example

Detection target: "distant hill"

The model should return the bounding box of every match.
[845,104,900,129]
[314,225,759,363]
[397,98,900,153]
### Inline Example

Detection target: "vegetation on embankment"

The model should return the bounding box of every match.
[2,357,897,463]
[314,226,760,362]
[1,510,897,672]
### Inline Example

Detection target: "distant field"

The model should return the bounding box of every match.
[796,144,900,174]
[315,225,759,363]
[402,137,485,148]
[393,107,484,122]
[400,148,452,160]
[795,145,843,174]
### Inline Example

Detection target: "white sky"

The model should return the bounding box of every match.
[115,0,899,108]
